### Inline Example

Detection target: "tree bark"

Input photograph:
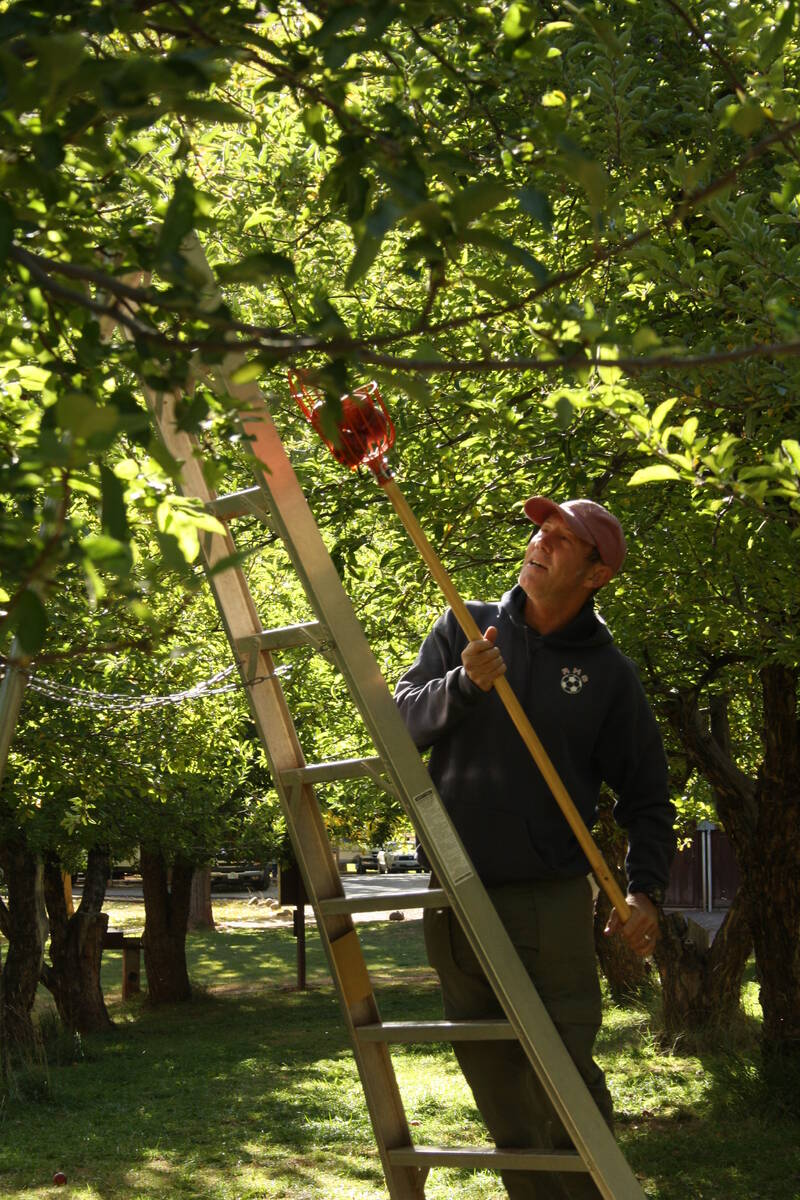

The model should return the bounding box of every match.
[747,665,800,1063]
[653,884,752,1041]
[0,939,9,1089]
[591,792,650,999]
[0,841,47,1049]
[140,846,194,1004]
[41,846,113,1034]
[187,867,215,932]
[666,672,800,1065]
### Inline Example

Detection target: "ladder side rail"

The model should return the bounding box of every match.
[108,269,424,1198]
[143,385,424,1200]
[0,640,30,788]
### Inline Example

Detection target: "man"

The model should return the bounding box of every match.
[394,496,675,1200]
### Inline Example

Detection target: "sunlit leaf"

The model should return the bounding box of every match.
[629,464,682,485]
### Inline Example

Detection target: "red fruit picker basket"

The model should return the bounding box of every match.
[288,371,395,482]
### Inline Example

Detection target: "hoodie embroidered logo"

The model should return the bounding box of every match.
[561,666,589,695]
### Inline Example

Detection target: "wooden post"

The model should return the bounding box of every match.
[62,871,74,917]
[279,862,308,990]
[122,938,141,999]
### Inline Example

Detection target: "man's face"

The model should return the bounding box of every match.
[518,514,606,607]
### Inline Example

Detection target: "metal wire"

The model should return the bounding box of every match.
[0,661,292,712]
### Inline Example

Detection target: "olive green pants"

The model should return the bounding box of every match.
[423,876,613,1200]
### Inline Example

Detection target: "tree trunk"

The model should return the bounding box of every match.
[140,846,194,1004]
[187,867,215,932]
[41,846,113,1034]
[653,884,752,1041]
[0,937,11,1089]
[591,793,650,999]
[666,674,800,1068]
[745,665,800,1065]
[0,841,47,1049]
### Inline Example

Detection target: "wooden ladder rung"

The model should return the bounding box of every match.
[318,888,448,915]
[356,1019,515,1043]
[236,621,331,654]
[388,1145,588,1172]
[205,487,268,520]
[281,757,389,787]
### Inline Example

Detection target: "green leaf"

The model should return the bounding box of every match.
[56,394,120,439]
[781,439,800,469]
[32,130,64,170]
[651,397,678,430]
[310,5,367,45]
[156,174,198,260]
[0,199,13,263]
[759,0,796,67]
[722,101,766,138]
[555,396,573,430]
[345,233,381,289]
[503,2,531,39]
[632,327,661,353]
[629,464,682,485]
[29,33,86,113]
[449,179,510,228]
[465,272,515,302]
[302,105,327,148]
[517,187,553,231]
[154,529,192,572]
[581,14,624,55]
[100,465,130,541]
[216,251,295,282]
[462,229,548,282]
[596,348,622,384]
[230,360,264,385]
[80,533,131,562]
[174,98,243,123]
[562,152,608,211]
[738,465,784,481]
[208,550,248,577]
[681,417,699,445]
[14,589,48,654]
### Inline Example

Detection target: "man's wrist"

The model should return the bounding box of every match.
[628,884,666,907]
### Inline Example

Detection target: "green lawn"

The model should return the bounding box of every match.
[1,906,798,1200]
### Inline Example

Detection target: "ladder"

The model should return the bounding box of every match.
[134,243,648,1200]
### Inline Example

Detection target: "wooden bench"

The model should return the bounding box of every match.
[102,929,142,999]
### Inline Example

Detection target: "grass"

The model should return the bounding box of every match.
[1,902,799,1200]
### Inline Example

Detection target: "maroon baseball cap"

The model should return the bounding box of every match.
[524,496,627,576]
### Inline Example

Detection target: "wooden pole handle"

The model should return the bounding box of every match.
[381,478,630,924]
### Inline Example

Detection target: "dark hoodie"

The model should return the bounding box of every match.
[394,585,675,891]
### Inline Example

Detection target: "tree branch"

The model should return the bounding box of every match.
[373,113,800,347]
[11,108,800,372]
[663,688,758,833]
[359,335,800,375]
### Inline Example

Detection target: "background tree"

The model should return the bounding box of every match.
[2,0,800,1068]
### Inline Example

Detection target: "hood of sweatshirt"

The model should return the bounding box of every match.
[499,585,614,650]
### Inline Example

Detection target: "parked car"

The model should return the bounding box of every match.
[353,848,381,874]
[378,843,424,873]
[210,858,274,891]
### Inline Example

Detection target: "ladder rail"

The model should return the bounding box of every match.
[108,269,425,1199]
[142,387,425,1200]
